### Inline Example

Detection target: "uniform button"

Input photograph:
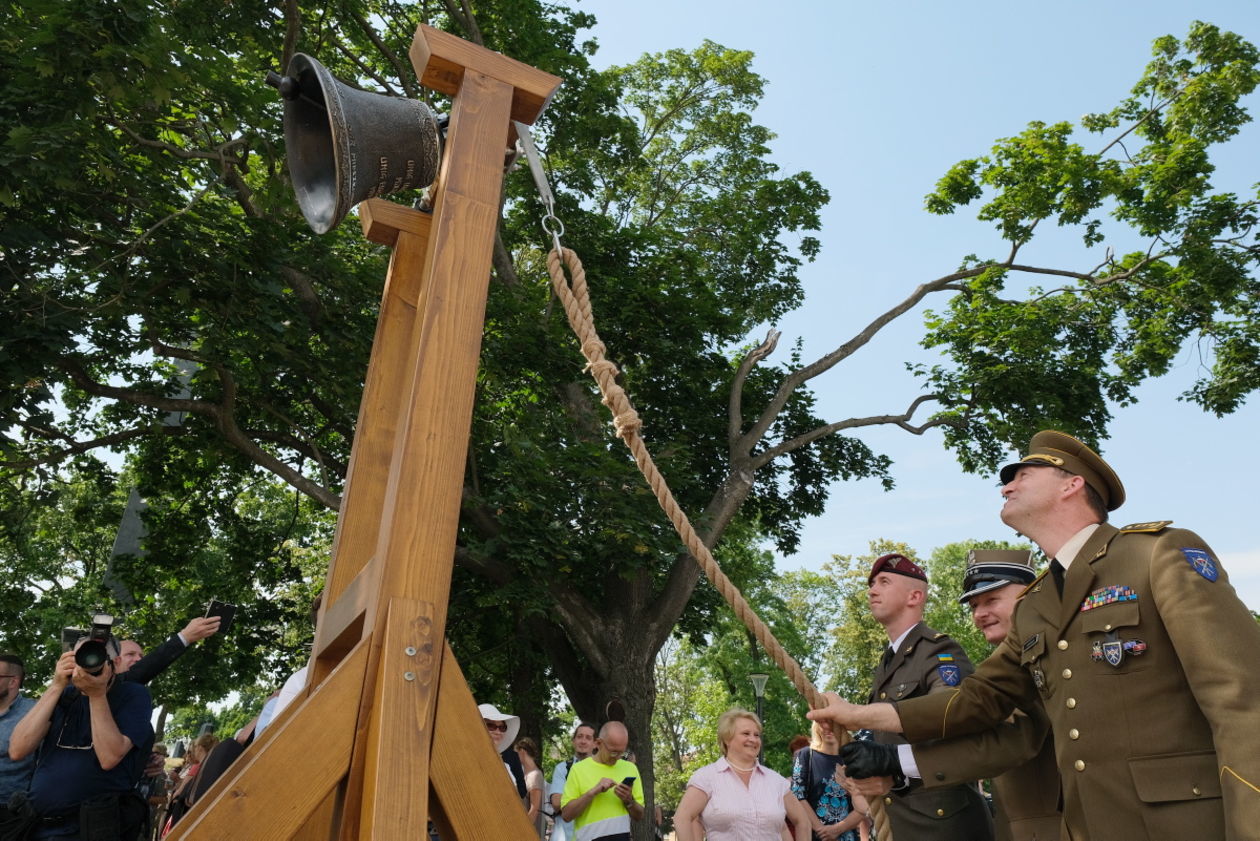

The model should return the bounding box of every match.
[936,809,944,817]
[1104,623,1113,631]
[1193,786,1202,796]
[935,772,945,781]
[884,797,892,805]
[1066,698,1077,709]
[879,692,887,700]
[1074,760,1086,771]
[1057,640,1069,650]
[1062,668,1072,679]
[1069,729,1080,740]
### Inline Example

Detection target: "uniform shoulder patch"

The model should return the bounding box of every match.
[1180,548,1219,582]
[936,654,961,686]
[1119,520,1173,533]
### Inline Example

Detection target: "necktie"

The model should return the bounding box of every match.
[880,646,895,669]
[1050,559,1066,596]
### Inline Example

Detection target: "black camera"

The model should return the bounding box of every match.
[66,612,117,676]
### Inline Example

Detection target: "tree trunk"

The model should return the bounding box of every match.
[542,612,663,841]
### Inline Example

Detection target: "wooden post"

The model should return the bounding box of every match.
[170,25,560,841]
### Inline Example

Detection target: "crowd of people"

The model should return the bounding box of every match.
[0,616,221,841]
[4,428,1257,841]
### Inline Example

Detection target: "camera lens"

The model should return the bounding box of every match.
[74,640,110,676]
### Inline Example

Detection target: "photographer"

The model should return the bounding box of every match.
[9,631,153,840]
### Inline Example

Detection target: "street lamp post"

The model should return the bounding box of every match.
[750,672,769,765]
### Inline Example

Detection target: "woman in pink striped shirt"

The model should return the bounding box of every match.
[674,709,812,841]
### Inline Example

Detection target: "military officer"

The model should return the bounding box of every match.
[862,553,995,841]
[844,550,1062,841]
[812,431,1260,841]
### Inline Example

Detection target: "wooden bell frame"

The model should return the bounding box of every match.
[171,25,561,841]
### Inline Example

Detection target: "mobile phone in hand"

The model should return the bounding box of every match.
[621,776,636,787]
[204,599,238,635]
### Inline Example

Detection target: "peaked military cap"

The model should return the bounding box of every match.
[958,548,1037,604]
[999,430,1126,511]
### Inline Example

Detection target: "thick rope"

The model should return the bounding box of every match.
[545,247,892,839]
[546,247,818,705]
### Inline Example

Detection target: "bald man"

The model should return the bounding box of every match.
[561,721,644,841]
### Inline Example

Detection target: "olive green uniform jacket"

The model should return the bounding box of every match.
[914,704,1062,841]
[869,621,995,841]
[896,523,1260,841]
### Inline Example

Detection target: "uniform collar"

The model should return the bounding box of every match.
[1054,523,1101,570]
[887,622,918,653]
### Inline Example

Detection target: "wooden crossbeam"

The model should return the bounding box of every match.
[168,639,370,840]
[430,642,539,841]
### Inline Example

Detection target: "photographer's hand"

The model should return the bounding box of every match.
[51,651,76,690]
[72,662,113,699]
[9,651,77,760]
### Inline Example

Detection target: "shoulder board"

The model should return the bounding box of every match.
[933,632,945,640]
[1119,520,1173,534]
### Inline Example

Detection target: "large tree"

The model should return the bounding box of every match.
[2,2,1259,829]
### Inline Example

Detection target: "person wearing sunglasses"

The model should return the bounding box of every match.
[10,636,153,840]
[478,703,527,799]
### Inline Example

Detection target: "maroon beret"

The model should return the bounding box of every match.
[868,553,927,586]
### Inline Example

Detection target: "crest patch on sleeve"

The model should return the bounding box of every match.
[1181,548,1219,582]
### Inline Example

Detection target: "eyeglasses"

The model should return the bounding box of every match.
[56,717,93,751]
[483,720,508,732]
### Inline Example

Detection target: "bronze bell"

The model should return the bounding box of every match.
[267,53,441,234]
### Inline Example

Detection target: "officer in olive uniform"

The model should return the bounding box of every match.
[864,553,995,841]
[815,431,1260,841]
[908,551,1062,841]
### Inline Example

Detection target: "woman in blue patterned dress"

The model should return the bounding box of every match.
[790,722,870,841]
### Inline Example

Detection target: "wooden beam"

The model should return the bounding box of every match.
[430,641,539,841]
[171,639,370,841]
[355,598,442,839]
[410,25,561,126]
[317,203,432,642]
[360,198,432,247]
[334,70,517,839]
[313,556,375,663]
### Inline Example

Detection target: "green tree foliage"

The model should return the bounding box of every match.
[918,22,1260,468]
[651,637,728,810]
[0,460,331,707]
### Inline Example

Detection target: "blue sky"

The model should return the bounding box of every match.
[562,1,1260,607]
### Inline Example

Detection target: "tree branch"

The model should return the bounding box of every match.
[349,6,418,99]
[738,267,981,454]
[58,357,343,510]
[752,394,955,469]
[728,329,780,450]
[0,426,166,469]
